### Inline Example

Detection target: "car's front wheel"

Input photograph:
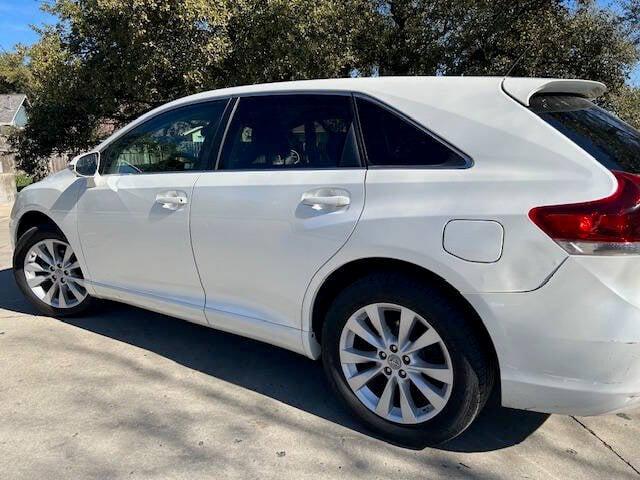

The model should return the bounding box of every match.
[13,226,93,317]
[322,273,494,446]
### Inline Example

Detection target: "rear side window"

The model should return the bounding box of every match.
[355,98,468,168]
[530,95,640,173]
[218,94,360,170]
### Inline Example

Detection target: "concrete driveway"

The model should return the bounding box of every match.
[0,202,638,479]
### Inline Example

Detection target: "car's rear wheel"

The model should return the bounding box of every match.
[322,272,494,446]
[13,226,93,317]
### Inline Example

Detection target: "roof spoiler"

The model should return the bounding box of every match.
[501,78,607,106]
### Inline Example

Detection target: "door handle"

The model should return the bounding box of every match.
[155,191,189,210]
[301,188,351,209]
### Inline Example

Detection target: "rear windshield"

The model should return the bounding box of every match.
[530,94,640,173]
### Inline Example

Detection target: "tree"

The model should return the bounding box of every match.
[13,0,230,176]
[367,1,637,90]
[616,0,640,129]
[9,0,640,177]
[221,0,381,84]
[611,86,640,128]
[0,46,32,94]
[621,0,640,46]
[13,0,380,177]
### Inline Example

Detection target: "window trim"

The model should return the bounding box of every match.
[352,93,474,170]
[205,97,237,171]
[96,89,474,175]
[213,92,365,172]
[98,97,232,177]
[213,96,239,171]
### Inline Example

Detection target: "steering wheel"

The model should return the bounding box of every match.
[285,149,302,165]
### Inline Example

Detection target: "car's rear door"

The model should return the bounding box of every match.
[190,93,366,333]
[76,100,229,324]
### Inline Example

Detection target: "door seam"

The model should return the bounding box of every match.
[188,172,210,322]
[73,180,98,295]
[299,168,369,332]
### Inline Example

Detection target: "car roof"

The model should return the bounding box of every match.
[165,75,606,107]
[95,76,607,151]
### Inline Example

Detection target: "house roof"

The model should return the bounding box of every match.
[0,94,28,125]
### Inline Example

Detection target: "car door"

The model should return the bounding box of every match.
[190,93,366,333]
[76,99,229,324]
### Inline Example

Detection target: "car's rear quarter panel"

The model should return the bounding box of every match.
[304,78,623,412]
[306,77,615,306]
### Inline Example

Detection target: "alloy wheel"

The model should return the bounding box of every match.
[339,303,453,424]
[23,239,88,309]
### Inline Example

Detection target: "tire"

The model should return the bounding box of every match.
[13,225,94,317]
[321,272,494,447]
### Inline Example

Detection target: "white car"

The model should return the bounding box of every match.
[10,77,640,445]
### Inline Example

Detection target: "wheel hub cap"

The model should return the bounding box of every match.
[387,354,402,370]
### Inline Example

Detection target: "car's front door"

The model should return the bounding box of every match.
[76,100,229,324]
[190,93,366,334]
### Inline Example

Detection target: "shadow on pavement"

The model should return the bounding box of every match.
[0,267,549,452]
[0,267,40,315]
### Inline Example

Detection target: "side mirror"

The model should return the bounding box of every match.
[72,152,100,177]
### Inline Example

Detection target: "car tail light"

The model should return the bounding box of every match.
[529,171,640,255]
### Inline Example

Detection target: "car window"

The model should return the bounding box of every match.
[530,94,640,173]
[356,98,467,168]
[101,100,228,174]
[218,94,360,170]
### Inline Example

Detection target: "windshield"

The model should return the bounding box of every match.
[530,94,640,173]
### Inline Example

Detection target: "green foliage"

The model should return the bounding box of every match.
[610,86,640,129]
[5,0,640,176]
[621,0,640,46]
[369,1,638,92]
[0,46,32,94]
[221,0,381,84]
[15,173,33,192]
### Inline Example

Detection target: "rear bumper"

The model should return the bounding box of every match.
[467,255,640,416]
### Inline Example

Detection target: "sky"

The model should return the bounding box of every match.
[0,0,638,86]
[0,0,52,50]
